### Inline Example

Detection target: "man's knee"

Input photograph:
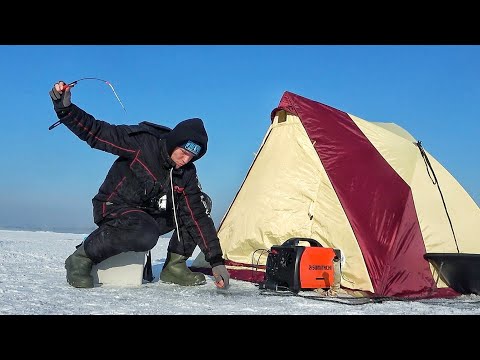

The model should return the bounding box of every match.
[132,219,161,251]
[107,211,161,252]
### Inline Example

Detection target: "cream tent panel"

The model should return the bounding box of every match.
[218,112,321,264]
[410,154,480,255]
[371,121,417,142]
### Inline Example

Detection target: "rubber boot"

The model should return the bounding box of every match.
[64,243,94,288]
[160,252,206,286]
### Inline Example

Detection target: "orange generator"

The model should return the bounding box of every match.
[259,238,341,293]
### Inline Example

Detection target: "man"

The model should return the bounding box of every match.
[49,80,230,289]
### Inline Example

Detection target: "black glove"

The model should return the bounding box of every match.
[212,264,230,289]
[49,81,72,110]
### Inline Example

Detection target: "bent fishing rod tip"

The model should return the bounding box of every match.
[48,77,126,130]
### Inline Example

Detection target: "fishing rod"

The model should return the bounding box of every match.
[48,77,126,131]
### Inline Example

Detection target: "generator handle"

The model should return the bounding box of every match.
[281,238,323,247]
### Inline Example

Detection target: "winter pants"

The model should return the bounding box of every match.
[83,209,197,264]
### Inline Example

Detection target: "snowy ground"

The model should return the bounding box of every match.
[1,229,480,315]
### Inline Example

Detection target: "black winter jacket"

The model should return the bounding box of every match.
[54,104,224,267]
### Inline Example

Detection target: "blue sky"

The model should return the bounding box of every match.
[0,45,478,233]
